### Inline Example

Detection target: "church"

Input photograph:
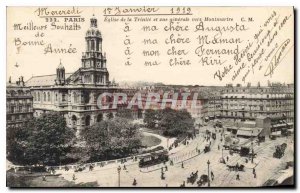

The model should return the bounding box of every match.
[26,16,125,136]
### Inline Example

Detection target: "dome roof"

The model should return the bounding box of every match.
[57,59,64,69]
[86,28,102,37]
[86,15,102,37]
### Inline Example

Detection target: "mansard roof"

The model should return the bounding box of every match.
[26,73,72,87]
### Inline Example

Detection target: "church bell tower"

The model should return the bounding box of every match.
[81,15,109,85]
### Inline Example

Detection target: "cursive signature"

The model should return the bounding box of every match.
[264,39,291,77]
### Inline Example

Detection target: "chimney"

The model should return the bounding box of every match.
[21,76,24,86]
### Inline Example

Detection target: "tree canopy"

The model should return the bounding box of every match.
[115,108,134,119]
[81,117,142,162]
[7,112,75,166]
[144,108,194,137]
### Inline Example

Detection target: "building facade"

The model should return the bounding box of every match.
[6,77,33,128]
[26,16,123,136]
[202,83,294,126]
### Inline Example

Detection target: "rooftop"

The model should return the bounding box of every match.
[26,73,72,87]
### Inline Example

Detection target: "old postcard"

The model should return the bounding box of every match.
[6,6,294,188]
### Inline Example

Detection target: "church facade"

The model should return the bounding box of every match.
[26,16,125,136]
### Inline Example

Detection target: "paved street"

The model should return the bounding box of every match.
[56,128,294,187]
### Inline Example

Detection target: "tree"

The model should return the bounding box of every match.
[106,112,114,120]
[144,109,162,128]
[7,112,75,166]
[82,117,142,161]
[115,108,133,119]
[159,108,194,137]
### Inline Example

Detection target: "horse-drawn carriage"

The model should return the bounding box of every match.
[204,144,211,153]
[75,165,86,172]
[258,135,265,142]
[187,171,198,184]
[269,135,277,140]
[240,147,250,157]
[226,164,245,171]
[229,145,240,155]
[139,150,169,168]
[197,174,209,186]
[273,143,287,159]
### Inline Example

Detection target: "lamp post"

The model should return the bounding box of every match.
[222,147,224,158]
[117,165,121,187]
[251,130,254,163]
[207,160,210,187]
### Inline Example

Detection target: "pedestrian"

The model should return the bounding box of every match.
[161,172,165,180]
[218,145,220,150]
[161,167,164,173]
[181,162,184,168]
[190,172,194,177]
[165,165,168,171]
[42,175,46,181]
[123,165,127,170]
[132,178,137,186]
[254,172,256,178]
[245,158,248,163]
[89,165,93,171]
[253,168,256,174]
[180,181,185,187]
[226,156,229,162]
[72,174,76,181]
[211,171,214,181]
[236,173,240,180]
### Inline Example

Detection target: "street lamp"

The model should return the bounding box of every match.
[207,160,210,187]
[222,147,224,158]
[117,165,121,187]
[251,130,254,163]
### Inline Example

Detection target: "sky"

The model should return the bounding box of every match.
[6,7,294,86]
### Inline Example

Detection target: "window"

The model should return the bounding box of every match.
[43,92,46,101]
[62,94,66,102]
[26,105,30,112]
[74,93,78,103]
[19,105,22,112]
[10,106,15,113]
[48,92,51,101]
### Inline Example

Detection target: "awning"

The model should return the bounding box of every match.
[224,126,238,130]
[271,131,281,136]
[272,124,286,128]
[237,128,263,137]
